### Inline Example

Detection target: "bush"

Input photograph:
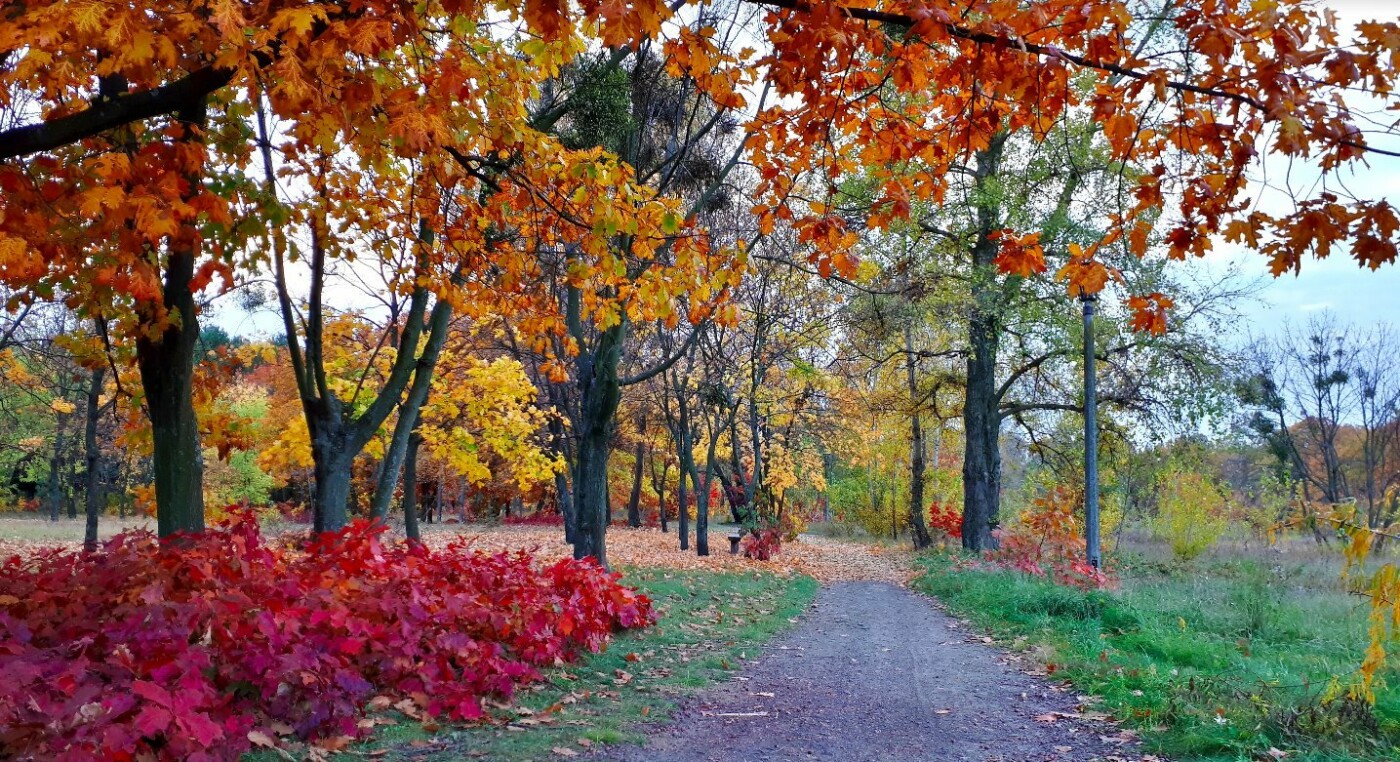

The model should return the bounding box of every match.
[1152,466,1229,561]
[985,485,1115,589]
[927,501,962,539]
[0,512,653,760]
[742,526,783,560]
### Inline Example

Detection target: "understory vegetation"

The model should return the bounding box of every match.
[915,545,1400,762]
[0,516,654,760]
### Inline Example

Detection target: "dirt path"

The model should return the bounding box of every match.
[599,581,1141,762]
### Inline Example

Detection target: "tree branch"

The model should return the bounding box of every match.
[744,0,1400,160]
[0,66,235,160]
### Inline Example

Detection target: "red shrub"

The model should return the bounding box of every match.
[0,512,652,760]
[741,526,782,560]
[983,486,1115,590]
[927,502,962,539]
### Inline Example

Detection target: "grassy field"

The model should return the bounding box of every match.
[243,567,820,761]
[913,540,1400,761]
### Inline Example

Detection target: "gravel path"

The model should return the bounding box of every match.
[600,581,1141,762]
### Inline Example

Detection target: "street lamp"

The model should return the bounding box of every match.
[1081,293,1102,570]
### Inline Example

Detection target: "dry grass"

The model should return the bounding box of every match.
[0,515,152,544]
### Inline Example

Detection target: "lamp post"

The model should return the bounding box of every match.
[1082,293,1101,570]
[1081,294,1102,569]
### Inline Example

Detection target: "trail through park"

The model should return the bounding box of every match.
[601,581,1141,762]
[578,534,1146,762]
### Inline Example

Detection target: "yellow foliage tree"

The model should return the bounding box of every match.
[1151,463,1230,562]
[416,355,561,492]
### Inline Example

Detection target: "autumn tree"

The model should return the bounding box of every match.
[0,0,716,542]
[714,0,1400,548]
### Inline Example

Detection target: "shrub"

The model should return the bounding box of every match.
[985,485,1115,589]
[1152,466,1229,561]
[0,512,653,760]
[742,526,783,560]
[927,501,962,539]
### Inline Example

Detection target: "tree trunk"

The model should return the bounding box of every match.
[962,300,1002,551]
[728,415,749,523]
[745,396,763,508]
[310,426,354,534]
[370,297,452,521]
[433,471,443,523]
[125,97,209,540]
[555,469,574,534]
[574,424,612,565]
[403,431,421,542]
[48,416,67,522]
[694,461,710,556]
[136,249,205,538]
[571,321,625,568]
[906,327,933,549]
[960,134,1007,553]
[656,460,669,532]
[674,406,695,552]
[84,366,106,551]
[677,455,690,551]
[626,438,645,527]
[695,434,721,557]
[66,456,79,519]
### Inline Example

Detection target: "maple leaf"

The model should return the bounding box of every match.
[1127,292,1174,335]
[270,6,329,37]
[991,230,1046,278]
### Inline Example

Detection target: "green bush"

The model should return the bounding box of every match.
[1151,465,1229,561]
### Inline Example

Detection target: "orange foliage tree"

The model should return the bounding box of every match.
[0,0,731,541]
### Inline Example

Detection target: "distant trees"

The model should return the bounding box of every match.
[1239,314,1400,536]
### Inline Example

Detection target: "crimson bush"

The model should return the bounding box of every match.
[741,526,782,560]
[0,513,653,760]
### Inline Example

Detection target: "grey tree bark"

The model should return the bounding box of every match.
[83,365,106,551]
[906,326,933,550]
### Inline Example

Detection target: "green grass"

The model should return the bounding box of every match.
[913,551,1400,762]
[247,568,818,761]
